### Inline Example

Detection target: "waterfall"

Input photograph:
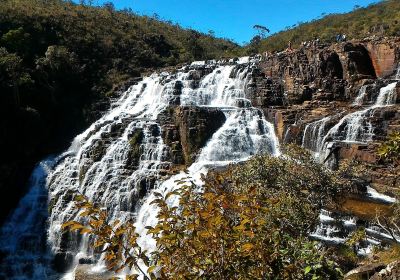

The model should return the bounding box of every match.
[301,116,331,154]
[353,85,368,106]
[310,209,396,256]
[375,82,398,106]
[395,63,400,80]
[135,63,279,271]
[0,60,279,279]
[302,82,398,251]
[0,156,60,279]
[321,109,374,144]
[303,82,398,160]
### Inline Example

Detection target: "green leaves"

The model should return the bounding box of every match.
[304,266,312,274]
[378,131,400,164]
[145,153,342,279]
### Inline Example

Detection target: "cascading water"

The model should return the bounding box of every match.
[135,64,279,257]
[353,85,368,106]
[302,83,396,160]
[324,82,397,146]
[303,82,398,159]
[302,81,398,252]
[0,59,279,279]
[302,116,331,155]
[0,156,61,279]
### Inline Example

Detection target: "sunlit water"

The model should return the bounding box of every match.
[0,59,279,279]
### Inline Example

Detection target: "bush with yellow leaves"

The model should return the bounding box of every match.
[64,145,358,279]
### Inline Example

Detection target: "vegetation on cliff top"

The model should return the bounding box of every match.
[0,0,238,94]
[248,0,400,53]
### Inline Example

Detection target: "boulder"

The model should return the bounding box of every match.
[344,263,386,280]
[53,252,75,273]
[159,106,226,165]
[371,261,400,280]
[74,265,112,280]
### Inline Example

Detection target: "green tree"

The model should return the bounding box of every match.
[0,27,31,56]
[378,131,400,165]
[253,24,270,39]
[0,48,32,106]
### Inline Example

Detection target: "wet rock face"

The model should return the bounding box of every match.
[53,252,74,273]
[159,106,226,165]
[126,129,145,169]
[256,47,348,106]
[344,260,400,280]
[254,39,400,111]
[75,264,112,280]
[344,263,386,280]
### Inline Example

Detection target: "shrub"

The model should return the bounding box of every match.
[64,146,356,279]
[378,131,400,165]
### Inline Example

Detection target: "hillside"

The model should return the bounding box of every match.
[0,0,239,224]
[251,0,400,53]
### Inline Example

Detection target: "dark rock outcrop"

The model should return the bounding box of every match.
[159,106,226,165]
[249,39,400,250]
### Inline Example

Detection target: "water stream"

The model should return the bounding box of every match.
[1,57,397,279]
[303,82,398,161]
[0,60,279,279]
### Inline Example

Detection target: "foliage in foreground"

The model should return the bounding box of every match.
[378,131,400,165]
[64,146,362,279]
[375,131,400,244]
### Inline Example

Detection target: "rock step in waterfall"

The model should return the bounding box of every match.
[396,63,400,81]
[0,58,279,279]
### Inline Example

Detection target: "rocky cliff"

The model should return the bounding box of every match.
[250,38,400,278]
[252,37,400,196]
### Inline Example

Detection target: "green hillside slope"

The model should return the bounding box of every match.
[253,0,400,53]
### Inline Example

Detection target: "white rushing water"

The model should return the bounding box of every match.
[312,207,399,256]
[0,156,60,279]
[353,85,368,106]
[302,82,398,161]
[0,60,280,279]
[302,116,331,154]
[135,65,279,258]
[333,82,396,143]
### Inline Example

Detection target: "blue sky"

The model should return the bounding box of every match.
[89,0,380,44]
